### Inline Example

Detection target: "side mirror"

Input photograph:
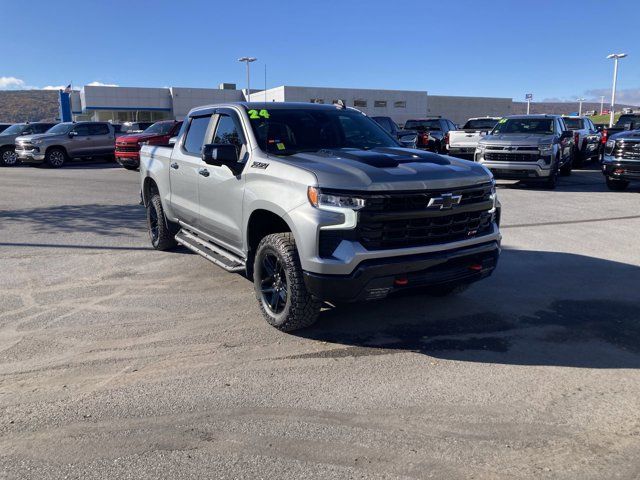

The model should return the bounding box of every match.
[202,144,240,173]
[168,136,177,146]
[68,131,78,138]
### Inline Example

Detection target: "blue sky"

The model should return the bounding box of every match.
[1,0,639,104]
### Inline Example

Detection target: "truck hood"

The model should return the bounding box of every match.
[479,133,554,146]
[275,147,492,191]
[16,132,65,143]
[610,129,640,141]
[117,133,162,143]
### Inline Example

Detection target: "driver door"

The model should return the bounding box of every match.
[197,109,247,252]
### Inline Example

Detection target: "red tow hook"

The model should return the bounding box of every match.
[394,277,409,286]
[468,263,483,272]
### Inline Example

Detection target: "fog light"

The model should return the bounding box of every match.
[394,277,409,286]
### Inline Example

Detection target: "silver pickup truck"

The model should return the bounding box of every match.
[140,102,501,331]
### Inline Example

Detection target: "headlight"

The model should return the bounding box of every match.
[307,187,366,210]
[539,144,553,155]
[605,139,615,155]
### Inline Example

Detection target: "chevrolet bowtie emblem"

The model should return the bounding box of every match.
[427,193,462,210]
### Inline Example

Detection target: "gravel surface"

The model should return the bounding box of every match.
[1,162,639,479]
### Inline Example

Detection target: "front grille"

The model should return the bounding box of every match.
[14,144,32,151]
[116,144,140,153]
[348,184,495,250]
[614,141,640,160]
[484,152,539,162]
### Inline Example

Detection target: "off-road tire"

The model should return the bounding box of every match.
[606,176,629,191]
[147,194,177,250]
[45,147,67,168]
[1,146,18,167]
[254,233,321,332]
[427,282,470,297]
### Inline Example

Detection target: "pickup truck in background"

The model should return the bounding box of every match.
[475,115,574,189]
[447,117,500,160]
[140,102,501,331]
[599,114,640,154]
[115,120,182,170]
[15,121,116,168]
[403,117,457,153]
[602,129,640,190]
[371,116,417,148]
[561,116,601,166]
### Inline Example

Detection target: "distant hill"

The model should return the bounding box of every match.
[0,90,59,123]
[512,101,639,116]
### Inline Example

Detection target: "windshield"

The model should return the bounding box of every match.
[46,123,74,134]
[143,122,178,135]
[404,120,441,131]
[563,118,582,129]
[0,124,26,136]
[463,119,499,130]
[492,118,554,135]
[616,115,640,126]
[246,108,399,154]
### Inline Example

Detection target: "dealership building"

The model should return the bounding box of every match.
[66,83,514,125]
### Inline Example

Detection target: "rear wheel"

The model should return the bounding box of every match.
[606,176,629,191]
[45,147,67,168]
[254,233,321,332]
[0,146,18,167]
[147,194,177,250]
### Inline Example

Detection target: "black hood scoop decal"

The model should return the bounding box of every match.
[317,148,450,168]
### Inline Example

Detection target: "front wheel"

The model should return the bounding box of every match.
[45,148,67,168]
[560,155,572,176]
[1,146,18,166]
[254,233,321,332]
[543,161,559,189]
[606,176,629,191]
[146,194,177,250]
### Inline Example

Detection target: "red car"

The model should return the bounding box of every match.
[115,120,182,170]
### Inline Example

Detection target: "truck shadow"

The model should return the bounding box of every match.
[297,249,640,369]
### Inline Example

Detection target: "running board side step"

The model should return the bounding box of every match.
[175,229,245,272]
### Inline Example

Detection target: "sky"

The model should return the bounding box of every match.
[1,0,639,104]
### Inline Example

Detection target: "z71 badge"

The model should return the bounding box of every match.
[251,161,269,169]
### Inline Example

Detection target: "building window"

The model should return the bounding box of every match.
[353,99,367,108]
[310,98,324,104]
[374,100,387,108]
[394,101,407,108]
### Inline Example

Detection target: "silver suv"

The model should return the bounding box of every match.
[0,122,57,166]
[15,122,115,168]
[475,115,574,189]
[140,102,502,331]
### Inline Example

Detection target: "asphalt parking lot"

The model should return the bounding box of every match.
[1,162,639,479]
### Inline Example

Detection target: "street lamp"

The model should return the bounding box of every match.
[238,57,257,102]
[606,53,627,127]
[577,98,585,116]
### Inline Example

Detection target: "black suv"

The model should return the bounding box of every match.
[403,117,457,153]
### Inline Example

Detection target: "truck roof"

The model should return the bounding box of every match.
[189,101,347,117]
[504,114,560,120]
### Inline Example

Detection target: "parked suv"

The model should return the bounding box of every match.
[475,115,574,189]
[561,116,601,166]
[371,116,417,148]
[602,129,640,190]
[15,122,116,168]
[115,120,182,170]
[403,117,457,152]
[140,102,501,331]
[0,122,57,166]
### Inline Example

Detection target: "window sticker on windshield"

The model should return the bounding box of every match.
[248,109,270,119]
[276,143,285,150]
[498,118,507,124]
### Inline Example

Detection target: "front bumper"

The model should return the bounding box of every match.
[115,153,140,167]
[476,155,552,179]
[16,147,45,162]
[602,156,640,181]
[303,240,500,302]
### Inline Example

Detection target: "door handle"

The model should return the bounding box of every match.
[198,168,210,177]
[170,162,179,169]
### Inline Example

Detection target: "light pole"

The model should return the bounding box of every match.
[606,53,627,127]
[577,98,585,116]
[238,57,257,101]
[600,96,605,115]
[525,93,533,114]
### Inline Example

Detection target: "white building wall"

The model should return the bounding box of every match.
[170,87,244,119]
[81,86,172,111]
